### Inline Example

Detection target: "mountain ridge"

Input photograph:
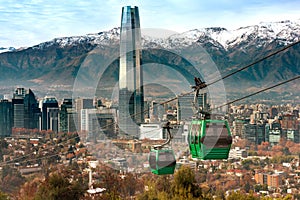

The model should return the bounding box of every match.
[2,19,299,52]
[0,19,299,99]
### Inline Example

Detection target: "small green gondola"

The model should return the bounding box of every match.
[148,122,176,175]
[188,119,232,160]
[149,148,176,175]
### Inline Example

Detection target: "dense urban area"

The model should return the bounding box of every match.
[0,87,299,199]
[0,0,299,199]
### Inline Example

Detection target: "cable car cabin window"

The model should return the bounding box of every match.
[157,152,176,168]
[188,127,191,144]
[149,152,157,169]
[201,123,231,148]
[191,124,200,144]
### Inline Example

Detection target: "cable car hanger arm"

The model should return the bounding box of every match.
[153,122,173,150]
[191,77,210,119]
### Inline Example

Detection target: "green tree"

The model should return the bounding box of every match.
[137,179,158,200]
[172,165,202,199]
[241,159,252,170]
[155,176,171,193]
[226,191,259,200]
[0,191,9,200]
[34,173,85,200]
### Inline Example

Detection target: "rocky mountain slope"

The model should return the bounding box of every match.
[0,20,299,99]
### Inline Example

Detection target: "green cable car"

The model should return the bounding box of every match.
[149,148,176,175]
[148,122,176,175]
[188,119,232,160]
[188,77,232,160]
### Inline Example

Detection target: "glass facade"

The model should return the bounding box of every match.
[42,97,58,131]
[59,99,76,133]
[119,6,144,136]
[12,88,40,129]
[177,93,207,121]
[24,89,40,129]
[0,100,12,137]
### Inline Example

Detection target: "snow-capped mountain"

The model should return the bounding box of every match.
[32,28,120,50]
[14,19,299,52]
[0,19,299,97]
[1,19,298,53]
[142,19,300,49]
[0,47,16,54]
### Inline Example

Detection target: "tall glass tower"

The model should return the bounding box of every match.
[119,6,144,136]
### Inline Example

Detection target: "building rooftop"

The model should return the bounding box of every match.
[43,96,58,103]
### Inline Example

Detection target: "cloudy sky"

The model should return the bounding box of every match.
[1,0,299,48]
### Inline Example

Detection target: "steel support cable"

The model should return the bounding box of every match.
[161,40,300,105]
[1,40,299,167]
[0,125,163,167]
[209,40,300,86]
[171,75,300,124]
[213,75,300,111]
[3,75,299,167]
[115,39,300,122]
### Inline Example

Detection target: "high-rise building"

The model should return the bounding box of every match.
[24,89,40,129]
[269,107,278,119]
[75,98,94,131]
[280,114,300,143]
[280,114,297,130]
[244,123,266,145]
[41,96,58,131]
[118,6,144,136]
[244,123,257,144]
[81,108,118,141]
[286,129,300,143]
[97,108,118,138]
[12,88,25,128]
[47,107,59,132]
[81,108,97,133]
[232,120,245,136]
[59,99,76,133]
[177,93,208,121]
[0,100,12,137]
[12,88,40,129]
[265,121,282,146]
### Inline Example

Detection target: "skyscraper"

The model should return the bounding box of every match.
[41,96,58,131]
[59,98,76,133]
[12,88,40,129]
[24,89,40,129]
[75,98,94,131]
[119,6,144,136]
[0,100,12,137]
[12,88,25,128]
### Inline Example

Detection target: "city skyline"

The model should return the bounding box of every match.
[0,2,299,197]
[1,0,300,48]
